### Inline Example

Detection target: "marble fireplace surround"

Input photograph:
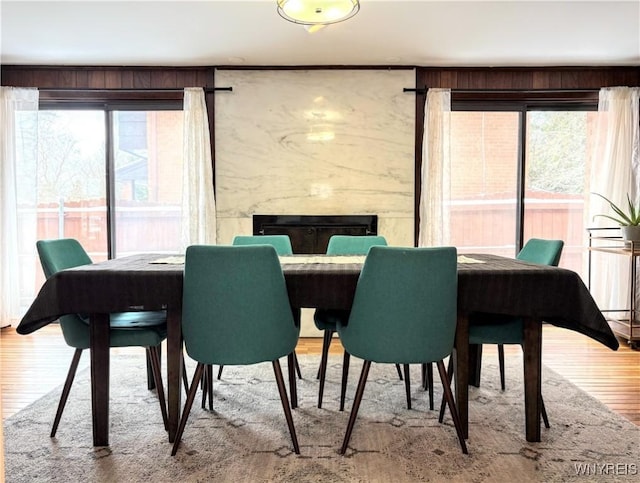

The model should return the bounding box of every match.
[214,69,415,335]
[214,69,416,251]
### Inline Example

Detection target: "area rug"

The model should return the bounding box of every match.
[4,353,639,482]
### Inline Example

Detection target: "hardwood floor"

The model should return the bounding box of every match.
[1,324,638,425]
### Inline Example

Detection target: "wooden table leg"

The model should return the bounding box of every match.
[454,313,469,439]
[523,317,542,442]
[90,313,110,446]
[166,306,182,443]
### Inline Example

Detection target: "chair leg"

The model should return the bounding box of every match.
[395,363,403,381]
[339,350,350,411]
[182,361,189,395]
[217,365,224,380]
[293,351,302,380]
[287,352,298,409]
[428,363,434,410]
[438,357,454,423]
[541,395,550,428]
[171,363,205,456]
[206,365,214,410]
[403,364,411,410]
[317,330,333,378]
[425,363,434,410]
[498,344,506,391]
[146,345,158,390]
[339,360,371,455]
[436,360,468,454]
[272,359,300,454]
[147,346,169,431]
[317,329,334,408]
[51,348,83,438]
[201,366,208,409]
[201,364,214,410]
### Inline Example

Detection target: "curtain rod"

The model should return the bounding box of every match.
[403,88,598,94]
[38,87,232,93]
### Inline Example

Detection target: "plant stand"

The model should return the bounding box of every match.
[588,227,640,350]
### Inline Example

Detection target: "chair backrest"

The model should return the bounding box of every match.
[326,235,387,255]
[338,246,458,364]
[182,245,299,365]
[517,238,564,266]
[36,238,92,279]
[36,238,94,348]
[232,235,293,255]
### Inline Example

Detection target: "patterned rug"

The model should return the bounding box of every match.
[4,353,639,482]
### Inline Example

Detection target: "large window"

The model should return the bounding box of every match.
[450,98,597,277]
[36,104,184,264]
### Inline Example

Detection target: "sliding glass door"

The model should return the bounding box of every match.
[523,110,596,274]
[449,111,520,257]
[35,110,108,260]
[111,110,184,257]
[449,102,596,278]
[33,106,184,289]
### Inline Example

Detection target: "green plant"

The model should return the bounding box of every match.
[592,192,640,226]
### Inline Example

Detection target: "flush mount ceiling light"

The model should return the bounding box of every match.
[277,0,360,26]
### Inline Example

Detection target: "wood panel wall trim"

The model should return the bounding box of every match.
[1,66,215,89]
[416,66,640,90]
[3,65,638,91]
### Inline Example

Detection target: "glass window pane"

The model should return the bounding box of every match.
[524,111,596,276]
[112,110,184,256]
[450,111,520,256]
[35,110,108,261]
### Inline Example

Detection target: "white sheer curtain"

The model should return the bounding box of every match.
[181,88,217,249]
[418,88,451,247]
[0,87,39,327]
[588,86,640,314]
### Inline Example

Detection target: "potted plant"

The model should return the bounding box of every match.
[592,192,640,241]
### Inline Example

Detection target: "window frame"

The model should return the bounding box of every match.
[450,91,598,253]
[38,94,184,258]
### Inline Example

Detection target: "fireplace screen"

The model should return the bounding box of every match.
[253,215,378,254]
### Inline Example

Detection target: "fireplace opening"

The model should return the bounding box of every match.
[253,215,378,254]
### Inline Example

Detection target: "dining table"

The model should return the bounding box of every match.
[17,252,619,446]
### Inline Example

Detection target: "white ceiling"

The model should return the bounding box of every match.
[1,0,639,67]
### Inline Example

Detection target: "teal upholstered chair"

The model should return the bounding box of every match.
[204,234,300,408]
[171,245,300,456]
[439,238,564,428]
[313,235,395,410]
[488,238,564,392]
[337,246,467,455]
[232,234,294,255]
[36,238,169,437]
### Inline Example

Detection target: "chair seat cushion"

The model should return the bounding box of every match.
[60,311,167,349]
[108,311,167,347]
[313,309,350,331]
[109,324,167,348]
[469,313,523,345]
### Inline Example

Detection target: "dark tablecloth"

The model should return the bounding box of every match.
[18,253,618,351]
